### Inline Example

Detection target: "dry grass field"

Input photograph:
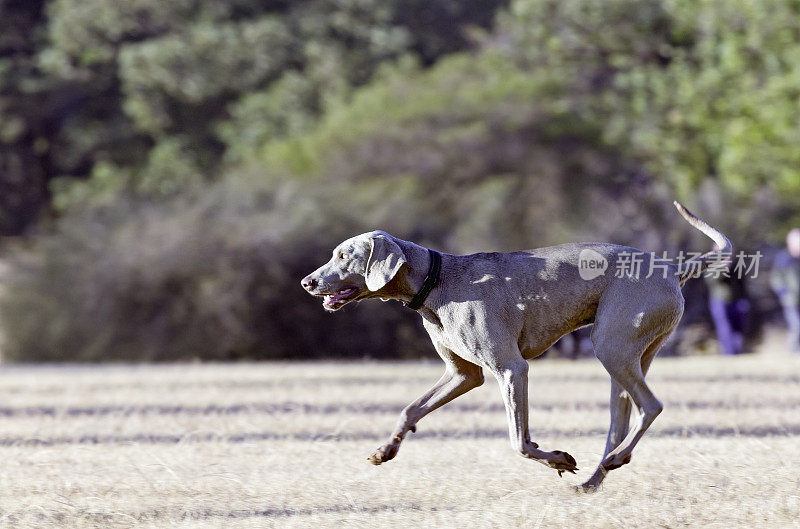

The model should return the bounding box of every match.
[0,350,799,528]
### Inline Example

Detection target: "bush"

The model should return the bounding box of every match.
[0,176,435,361]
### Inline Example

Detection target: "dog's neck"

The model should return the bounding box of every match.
[381,239,440,310]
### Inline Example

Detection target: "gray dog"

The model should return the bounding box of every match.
[301,201,730,491]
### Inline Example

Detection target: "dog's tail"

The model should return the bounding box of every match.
[673,201,732,285]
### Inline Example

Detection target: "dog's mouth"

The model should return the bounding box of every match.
[320,287,360,311]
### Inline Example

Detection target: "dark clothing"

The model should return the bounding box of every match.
[771,250,800,306]
[705,275,747,355]
[771,250,800,351]
[781,303,800,352]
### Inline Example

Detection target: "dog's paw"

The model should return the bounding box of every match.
[574,483,600,494]
[547,450,578,477]
[601,452,631,471]
[367,443,399,465]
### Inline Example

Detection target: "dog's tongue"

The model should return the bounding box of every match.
[324,288,357,308]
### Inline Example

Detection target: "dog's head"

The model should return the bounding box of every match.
[301,231,407,311]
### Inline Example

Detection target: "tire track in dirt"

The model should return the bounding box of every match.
[0,423,798,447]
[1,372,799,395]
[3,502,456,524]
[0,397,797,418]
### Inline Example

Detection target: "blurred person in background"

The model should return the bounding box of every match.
[770,229,800,352]
[705,271,749,356]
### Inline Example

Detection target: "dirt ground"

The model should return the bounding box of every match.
[0,351,799,528]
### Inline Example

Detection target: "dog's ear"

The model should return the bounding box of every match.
[365,234,407,291]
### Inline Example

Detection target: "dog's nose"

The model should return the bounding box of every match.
[301,276,318,291]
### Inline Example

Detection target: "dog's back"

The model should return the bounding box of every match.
[438,243,681,359]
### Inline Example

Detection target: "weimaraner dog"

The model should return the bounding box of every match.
[301,201,731,491]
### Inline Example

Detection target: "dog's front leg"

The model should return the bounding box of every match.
[368,357,483,465]
[491,357,578,476]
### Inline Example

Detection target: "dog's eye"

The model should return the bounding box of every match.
[339,252,348,260]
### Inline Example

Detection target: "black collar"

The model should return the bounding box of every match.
[407,249,441,311]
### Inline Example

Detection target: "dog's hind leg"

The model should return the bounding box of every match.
[580,378,632,490]
[598,352,662,475]
[579,323,677,492]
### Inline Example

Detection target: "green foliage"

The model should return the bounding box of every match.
[118,18,293,133]
[217,73,320,163]
[1,0,506,235]
[496,0,800,235]
[4,0,800,361]
[254,49,658,251]
[0,175,433,361]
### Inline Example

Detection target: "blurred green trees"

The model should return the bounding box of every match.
[1,0,799,361]
[2,0,508,230]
